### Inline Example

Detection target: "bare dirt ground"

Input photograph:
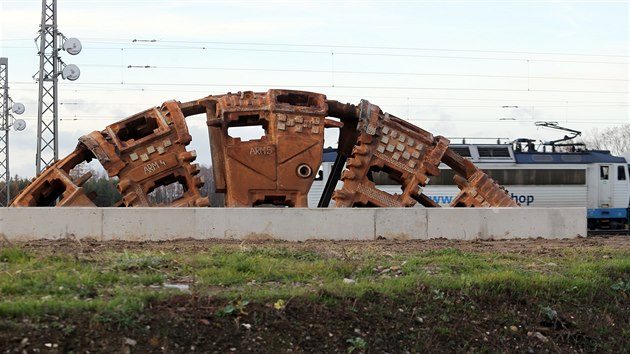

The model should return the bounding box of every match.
[14,234,630,257]
[2,236,629,353]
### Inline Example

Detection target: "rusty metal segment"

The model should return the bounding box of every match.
[331,100,518,208]
[11,100,208,207]
[450,170,519,207]
[10,145,96,207]
[203,89,328,207]
[332,100,449,207]
[441,148,519,207]
[440,147,479,179]
[102,100,208,207]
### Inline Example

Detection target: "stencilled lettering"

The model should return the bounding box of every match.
[144,160,167,175]
[249,146,273,155]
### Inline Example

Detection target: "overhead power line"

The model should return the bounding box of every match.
[15,98,629,108]
[10,88,629,106]
[75,37,630,59]
[72,63,625,82]
[4,42,628,65]
[16,115,629,125]
[81,44,630,65]
[156,39,630,59]
[12,81,628,94]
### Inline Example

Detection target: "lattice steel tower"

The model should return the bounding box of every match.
[34,0,81,175]
[0,58,26,206]
[35,0,60,175]
[0,58,9,206]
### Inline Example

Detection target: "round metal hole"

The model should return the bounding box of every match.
[297,164,312,178]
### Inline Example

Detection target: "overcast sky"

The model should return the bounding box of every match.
[1,0,628,178]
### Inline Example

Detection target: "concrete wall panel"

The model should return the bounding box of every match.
[194,208,375,241]
[1,207,587,242]
[426,207,586,240]
[102,208,196,241]
[374,208,428,240]
[1,207,102,241]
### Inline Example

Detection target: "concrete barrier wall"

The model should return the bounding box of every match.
[0,207,587,242]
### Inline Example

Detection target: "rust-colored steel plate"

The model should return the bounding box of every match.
[12,101,208,207]
[330,100,518,208]
[332,100,449,207]
[199,90,329,207]
[96,101,208,207]
[10,146,96,207]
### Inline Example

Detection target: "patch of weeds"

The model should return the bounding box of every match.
[46,254,74,263]
[435,326,451,335]
[51,321,76,335]
[113,250,172,271]
[195,266,249,286]
[358,288,381,302]
[97,309,139,329]
[217,286,308,303]
[96,290,162,329]
[63,323,76,335]
[346,336,367,353]
[317,289,343,306]
[215,299,250,317]
[0,319,18,331]
[432,289,445,300]
[603,258,630,279]
[0,297,102,318]
[136,273,165,286]
[611,279,630,292]
[423,247,464,257]
[245,246,322,262]
[540,305,558,321]
[193,251,354,286]
[0,247,30,263]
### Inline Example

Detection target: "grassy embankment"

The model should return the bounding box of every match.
[1,243,628,316]
[0,241,629,351]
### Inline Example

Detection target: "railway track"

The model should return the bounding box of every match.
[588,229,628,236]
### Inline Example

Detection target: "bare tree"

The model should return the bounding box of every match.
[148,165,225,206]
[579,125,630,156]
[198,165,224,207]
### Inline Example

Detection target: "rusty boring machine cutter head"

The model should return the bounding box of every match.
[10,89,518,209]
[330,99,518,208]
[12,100,208,207]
